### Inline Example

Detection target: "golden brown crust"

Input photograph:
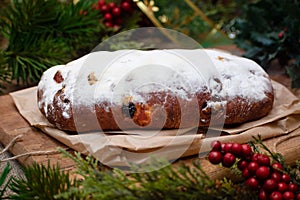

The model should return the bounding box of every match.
[37,88,274,132]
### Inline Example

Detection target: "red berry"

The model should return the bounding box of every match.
[104,13,112,21]
[271,172,282,183]
[264,179,278,192]
[222,143,233,153]
[108,2,116,9]
[256,166,270,180]
[257,154,271,166]
[222,152,236,168]
[112,7,121,16]
[237,160,248,171]
[208,151,222,165]
[242,168,251,179]
[296,193,300,200]
[98,0,106,10]
[283,191,295,200]
[221,143,225,150]
[278,182,288,192]
[98,0,106,6]
[282,174,291,183]
[121,1,132,11]
[241,144,253,158]
[248,161,259,175]
[251,153,260,162]
[104,21,113,27]
[288,183,298,192]
[231,143,242,157]
[270,191,283,200]
[211,140,222,151]
[272,163,283,172]
[245,177,259,189]
[100,4,109,13]
[259,189,269,200]
[278,32,284,39]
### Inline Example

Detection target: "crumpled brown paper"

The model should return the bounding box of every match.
[10,80,300,168]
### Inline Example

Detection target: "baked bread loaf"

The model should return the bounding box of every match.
[37,49,274,132]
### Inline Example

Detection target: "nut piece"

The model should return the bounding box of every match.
[88,72,98,85]
[53,70,64,83]
[217,55,230,62]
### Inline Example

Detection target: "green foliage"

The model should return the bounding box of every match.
[0,163,12,199]
[287,63,300,88]
[1,138,299,199]
[249,135,285,165]
[233,0,300,87]
[55,149,257,200]
[155,1,210,42]
[9,161,82,200]
[289,160,300,187]
[0,51,10,93]
[0,0,143,90]
[0,0,104,85]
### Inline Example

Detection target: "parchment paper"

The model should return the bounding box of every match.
[10,80,300,167]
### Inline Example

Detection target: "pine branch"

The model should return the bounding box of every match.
[0,51,10,93]
[0,0,104,85]
[53,0,105,56]
[9,161,81,200]
[0,163,12,199]
[4,33,68,84]
[56,149,257,200]
[4,146,262,200]
[6,138,300,199]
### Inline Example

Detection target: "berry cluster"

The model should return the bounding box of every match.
[208,141,300,200]
[94,0,135,28]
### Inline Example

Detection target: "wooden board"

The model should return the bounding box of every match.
[1,85,300,180]
[0,94,76,173]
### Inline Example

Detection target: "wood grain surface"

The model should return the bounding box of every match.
[0,95,76,173]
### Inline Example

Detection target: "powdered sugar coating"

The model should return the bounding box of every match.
[205,49,272,100]
[37,49,273,120]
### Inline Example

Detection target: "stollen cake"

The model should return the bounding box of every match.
[37,49,274,132]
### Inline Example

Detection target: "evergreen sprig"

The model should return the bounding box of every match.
[55,149,257,200]
[0,51,10,93]
[249,135,285,166]
[0,163,12,199]
[0,0,104,85]
[289,160,300,188]
[2,137,300,199]
[9,162,82,200]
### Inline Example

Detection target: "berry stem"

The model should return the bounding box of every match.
[251,135,285,165]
